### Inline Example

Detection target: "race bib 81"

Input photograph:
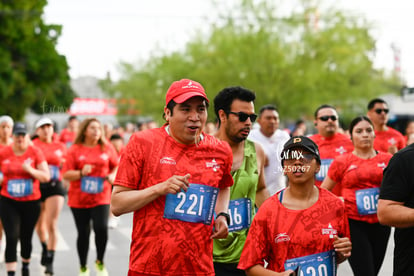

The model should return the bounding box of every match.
[355,187,380,215]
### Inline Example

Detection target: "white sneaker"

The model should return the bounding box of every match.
[108,216,120,229]
[96,261,109,276]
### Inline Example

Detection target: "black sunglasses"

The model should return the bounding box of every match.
[228,111,258,123]
[318,115,337,122]
[374,108,389,114]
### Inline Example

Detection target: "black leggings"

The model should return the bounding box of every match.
[0,196,41,262]
[70,204,110,267]
[348,219,391,276]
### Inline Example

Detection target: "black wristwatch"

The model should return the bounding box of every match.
[216,212,231,225]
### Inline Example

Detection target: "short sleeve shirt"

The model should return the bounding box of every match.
[0,145,46,201]
[309,133,353,196]
[238,187,349,272]
[114,126,233,276]
[328,152,392,223]
[374,127,406,153]
[33,139,66,181]
[63,143,118,208]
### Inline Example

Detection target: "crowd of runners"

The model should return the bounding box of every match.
[0,78,413,276]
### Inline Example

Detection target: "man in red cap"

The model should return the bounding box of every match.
[111,79,234,276]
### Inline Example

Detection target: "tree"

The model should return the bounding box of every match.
[106,0,400,126]
[0,1,74,120]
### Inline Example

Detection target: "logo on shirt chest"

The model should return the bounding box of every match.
[275,233,290,243]
[206,158,220,172]
[335,146,347,155]
[321,223,337,238]
[100,153,109,161]
[347,164,358,172]
[388,137,396,145]
[377,162,386,169]
[160,157,176,165]
[54,149,63,157]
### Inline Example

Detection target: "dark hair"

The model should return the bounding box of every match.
[213,86,256,126]
[349,116,373,138]
[258,104,278,116]
[68,115,78,121]
[163,100,177,120]
[74,118,106,150]
[314,104,336,119]
[367,98,387,110]
[109,133,122,141]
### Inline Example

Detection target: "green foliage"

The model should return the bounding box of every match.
[106,0,400,125]
[0,1,74,120]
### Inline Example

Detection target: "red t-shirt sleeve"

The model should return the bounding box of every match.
[238,206,268,270]
[327,156,345,184]
[114,134,143,189]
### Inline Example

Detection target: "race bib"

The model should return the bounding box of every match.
[316,159,333,181]
[49,165,60,180]
[227,198,252,232]
[355,187,380,215]
[7,179,34,197]
[81,176,104,194]
[285,250,336,276]
[164,184,218,225]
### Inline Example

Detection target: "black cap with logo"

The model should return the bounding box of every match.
[281,136,321,164]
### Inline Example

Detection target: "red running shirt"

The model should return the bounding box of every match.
[114,127,234,276]
[309,133,354,196]
[59,128,76,148]
[33,139,66,181]
[328,152,392,223]
[374,127,406,153]
[238,187,349,272]
[0,145,46,201]
[63,143,118,208]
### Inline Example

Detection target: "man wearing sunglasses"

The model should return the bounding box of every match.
[248,104,290,196]
[309,104,353,196]
[212,86,269,276]
[367,98,405,154]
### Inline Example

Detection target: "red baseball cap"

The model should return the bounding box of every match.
[165,79,209,105]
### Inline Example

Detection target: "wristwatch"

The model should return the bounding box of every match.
[216,212,231,225]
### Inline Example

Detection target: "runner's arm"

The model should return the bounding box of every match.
[320,176,337,191]
[255,143,270,207]
[211,186,230,239]
[378,199,414,228]
[111,174,190,216]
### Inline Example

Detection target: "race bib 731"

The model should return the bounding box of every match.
[81,176,104,194]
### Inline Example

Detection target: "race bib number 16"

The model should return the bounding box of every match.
[164,184,219,225]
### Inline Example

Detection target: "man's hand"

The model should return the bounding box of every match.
[210,215,229,239]
[158,174,191,195]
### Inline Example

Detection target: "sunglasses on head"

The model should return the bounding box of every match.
[374,108,389,114]
[318,115,337,122]
[228,111,258,123]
